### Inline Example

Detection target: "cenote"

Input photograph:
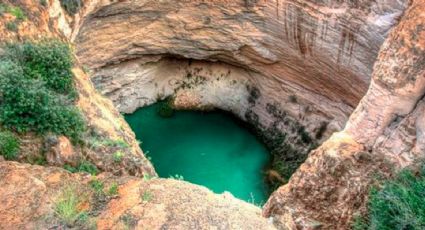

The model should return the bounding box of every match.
[125,103,270,203]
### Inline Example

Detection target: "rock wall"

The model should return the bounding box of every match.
[264,0,425,228]
[73,0,409,184]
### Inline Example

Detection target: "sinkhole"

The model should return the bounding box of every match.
[125,102,271,203]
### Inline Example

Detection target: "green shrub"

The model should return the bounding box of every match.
[5,40,76,95]
[5,21,18,31]
[141,190,153,202]
[0,3,7,16]
[0,131,20,160]
[0,4,26,20]
[89,179,104,195]
[107,182,119,196]
[0,41,86,142]
[64,161,98,175]
[113,151,124,163]
[8,6,26,20]
[60,0,83,15]
[77,161,98,175]
[356,168,425,229]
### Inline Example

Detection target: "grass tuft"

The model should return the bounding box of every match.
[54,186,87,226]
[0,130,19,160]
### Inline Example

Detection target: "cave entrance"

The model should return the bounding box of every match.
[125,102,271,204]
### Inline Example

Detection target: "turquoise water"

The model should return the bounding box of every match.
[125,103,270,203]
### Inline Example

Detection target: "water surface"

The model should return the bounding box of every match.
[125,103,270,203]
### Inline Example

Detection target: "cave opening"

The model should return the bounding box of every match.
[125,101,271,204]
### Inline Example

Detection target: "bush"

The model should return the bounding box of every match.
[0,4,7,16]
[113,151,124,163]
[5,40,76,95]
[0,131,20,160]
[5,21,18,31]
[64,161,99,175]
[107,183,119,196]
[60,0,83,15]
[0,4,26,20]
[0,41,86,142]
[8,6,26,21]
[356,168,425,229]
[89,179,104,195]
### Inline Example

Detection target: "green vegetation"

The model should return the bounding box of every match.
[0,40,86,143]
[169,174,184,181]
[156,100,174,118]
[0,4,26,20]
[0,4,26,31]
[5,21,18,31]
[8,6,26,20]
[105,139,129,148]
[120,213,137,229]
[353,167,425,230]
[0,4,7,16]
[143,173,154,181]
[89,178,104,195]
[27,154,47,165]
[64,161,98,175]
[107,182,119,196]
[88,137,129,149]
[113,151,124,163]
[54,186,87,226]
[0,131,20,160]
[60,0,83,15]
[141,191,153,202]
[40,0,48,7]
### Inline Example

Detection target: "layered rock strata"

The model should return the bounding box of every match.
[74,0,408,182]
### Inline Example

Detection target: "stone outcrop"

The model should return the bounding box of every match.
[264,0,425,228]
[0,161,274,230]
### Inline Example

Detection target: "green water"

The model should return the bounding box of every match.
[125,103,270,203]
